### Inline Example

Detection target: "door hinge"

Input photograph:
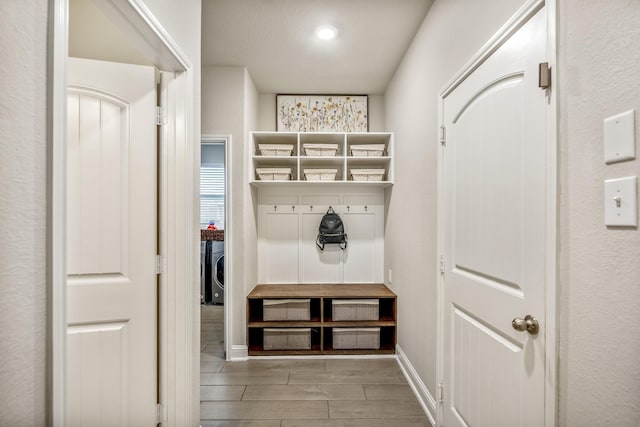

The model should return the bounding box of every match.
[538,62,551,90]
[439,254,445,274]
[439,125,446,146]
[438,382,444,405]
[155,106,166,126]
[156,403,166,424]
[155,255,167,275]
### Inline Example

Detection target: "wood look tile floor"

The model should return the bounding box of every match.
[201,305,431,426]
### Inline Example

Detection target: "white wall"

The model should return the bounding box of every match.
[202,66,260,349]
[557,1,640,425]
[257,93,386,131]
[0,0,201,423]
[0,1,48,424]
[383,0,525,412]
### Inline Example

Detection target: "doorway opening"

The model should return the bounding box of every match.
[200,137,228,362]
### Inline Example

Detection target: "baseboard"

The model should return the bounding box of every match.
[229,345,248,361]
[396,345,437,426]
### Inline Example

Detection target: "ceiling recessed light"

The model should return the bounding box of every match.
[316,25,338,40]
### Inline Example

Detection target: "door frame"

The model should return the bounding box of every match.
[200,134,233,361]
[49,0,197,424]
[435,1,557,426]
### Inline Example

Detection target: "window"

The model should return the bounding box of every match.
[200,144,225,230]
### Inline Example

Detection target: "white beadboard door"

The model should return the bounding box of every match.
[66,57,157,426]
[440,6,549,427]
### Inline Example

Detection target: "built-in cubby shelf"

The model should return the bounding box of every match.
[247,283,397,356]
[250,131,394,186]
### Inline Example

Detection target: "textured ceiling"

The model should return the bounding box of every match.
[202,0,433,94]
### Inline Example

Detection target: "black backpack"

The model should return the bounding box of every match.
[316,207,347,250]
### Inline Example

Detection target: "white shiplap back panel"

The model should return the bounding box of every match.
[263,210,300,283]
[301,211,342,283]
[343,208,383,283]
[257,186,385,284]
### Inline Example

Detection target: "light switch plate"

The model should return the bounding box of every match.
[604,176,637,226]
[604,110,635,164]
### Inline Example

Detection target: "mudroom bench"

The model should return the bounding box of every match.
[247,283,396,356]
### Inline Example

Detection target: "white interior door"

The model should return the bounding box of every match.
[441,7,549,427]
[66,57,157,426]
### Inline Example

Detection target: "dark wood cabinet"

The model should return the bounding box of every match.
[247,283,396,356]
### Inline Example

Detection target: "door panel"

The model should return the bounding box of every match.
[66,57,157,426]
[442,8,548,427]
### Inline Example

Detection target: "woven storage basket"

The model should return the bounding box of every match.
[256,167,291,181]
[263,299,311,321]
[264,328,311,350]
[303,143,338,157]
[258,144,293,156]
[332,299,379,321]
[303,168,338,181]
[333,327,380,350]
[350,169,385,181]
[350,144,385,157]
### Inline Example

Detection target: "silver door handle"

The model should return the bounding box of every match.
[512,315,539,335]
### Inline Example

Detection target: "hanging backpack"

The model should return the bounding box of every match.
[316,207,347,250]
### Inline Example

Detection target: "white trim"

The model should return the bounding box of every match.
[229,345,249,361]
[92,0,191,71]
[49,0,68,424]
[435,95,446,427]
[201,134,233,361]
[396,346,437,427]
[436,2,558,427]
[544,2,558,427]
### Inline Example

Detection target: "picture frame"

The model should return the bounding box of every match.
[276,94,368,132]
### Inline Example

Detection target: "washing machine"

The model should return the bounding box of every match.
[203,240,224,304]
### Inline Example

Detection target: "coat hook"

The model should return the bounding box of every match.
[310,205,313,211]
[292,205,295,211]
[274,205,277,212]
[365,205,368,212]
[347,206,350,212]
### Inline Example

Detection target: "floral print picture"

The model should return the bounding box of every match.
[276,95,368,132]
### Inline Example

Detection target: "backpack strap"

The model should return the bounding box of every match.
[316,235,325,251]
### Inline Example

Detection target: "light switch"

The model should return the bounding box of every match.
[604,110,635,164]
[604,176,637,226]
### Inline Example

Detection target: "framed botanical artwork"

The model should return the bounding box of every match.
[276,94,368,132]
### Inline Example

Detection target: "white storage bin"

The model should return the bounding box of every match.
[350,144,385,157]
[264,328,311,350]
[256,168,292,181]
[258,144,294,156]
[303,143,338,157]
[303,168,338,181]
[332,299,379,321]
[350,169,385,181]
[263,299,311,321]
[333,327,380,350]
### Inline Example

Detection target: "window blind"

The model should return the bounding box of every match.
[200,163,225,229]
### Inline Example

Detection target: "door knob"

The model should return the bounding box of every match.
[512,315,539,335]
